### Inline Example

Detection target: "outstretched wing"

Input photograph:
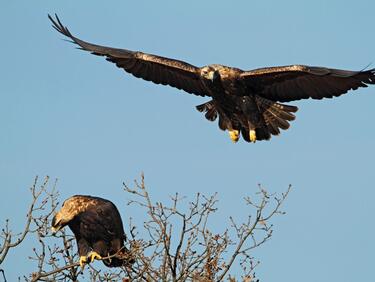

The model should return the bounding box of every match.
[49,14,208,97]
[240,65,375,102]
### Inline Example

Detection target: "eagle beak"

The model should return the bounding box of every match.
[207,70,219,82]
[51,215,61,234]
[51,226,59,234]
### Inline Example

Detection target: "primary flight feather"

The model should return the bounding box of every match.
[49,14,375,143]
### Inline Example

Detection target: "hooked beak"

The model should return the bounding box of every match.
[207,70,219,82]
[51,215,61,234]
[51,226,59,234]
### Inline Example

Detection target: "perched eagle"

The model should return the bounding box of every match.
[51,195,133,268]
[49,14,375,143]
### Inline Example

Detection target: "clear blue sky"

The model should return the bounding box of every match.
[1,1,374,281]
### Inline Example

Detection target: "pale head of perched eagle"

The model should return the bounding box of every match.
[51,195,97,233]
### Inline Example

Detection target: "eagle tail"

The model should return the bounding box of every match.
[198,98,298,142]
[199,102,242,135]
[196,100,218,121]
[103,247,135,268]
[255,96,298,137]
[255,127,272,141]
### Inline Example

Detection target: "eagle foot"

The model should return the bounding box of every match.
[79,255,88,268]
[228,130,240,143]
[79,252,102,268]
[88,251,102,262]
[249,130,256,143]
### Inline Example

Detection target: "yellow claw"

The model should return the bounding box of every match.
[88,251,102,262]
[79,252,102,268]
[249,130,256,143]
[228,130,240,143]
[79,255,88,268]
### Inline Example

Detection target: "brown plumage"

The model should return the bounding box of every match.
[49,14,375,143]
[51,195,134,268]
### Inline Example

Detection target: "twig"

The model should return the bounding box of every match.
[0,176,49,264]
[0,269,6,282]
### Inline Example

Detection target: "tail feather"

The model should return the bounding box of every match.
[241,128,251,142]
[273,103,298,114]
[255,127,271,141]
[196,97,298,142]
[218,113,235,131]
[103,257,124,267]
[205,108,217,121]
[256,96,298,135]
[103,248,135,268]
[262,111,281,135]
[266,108,290,130]
[196,100,218,121]
[218,115,227,131]
[269,105,296,121]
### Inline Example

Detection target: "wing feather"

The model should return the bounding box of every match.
[76,197,125,243]
[241,65,375,102]
[49,14,208,97]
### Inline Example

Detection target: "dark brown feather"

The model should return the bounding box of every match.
[57,195,133,268]
[49,14,374,143]
[241,65,375,102]
[48,14,208,97]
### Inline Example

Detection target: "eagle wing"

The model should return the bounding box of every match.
[49,14,208,97]
[78,199,125,242]
[240,65,375,102]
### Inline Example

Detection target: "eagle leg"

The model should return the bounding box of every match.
[249,129,257,143]
[228,129,240,143]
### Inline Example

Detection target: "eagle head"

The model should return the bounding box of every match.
[51,195,88,234]
[200,66,220,82]
[51,213,64,234]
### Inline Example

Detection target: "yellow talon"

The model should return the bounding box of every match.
[88,251,102,262]
[79,255,88,268]
[249,130,256,143]
[79,252,102,268]
[228,130,240,143]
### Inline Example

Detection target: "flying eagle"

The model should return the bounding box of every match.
[49,14,375,143]
[51,195,134,268]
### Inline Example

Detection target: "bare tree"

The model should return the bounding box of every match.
[0,176,58,282]
[0,175,291,282]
